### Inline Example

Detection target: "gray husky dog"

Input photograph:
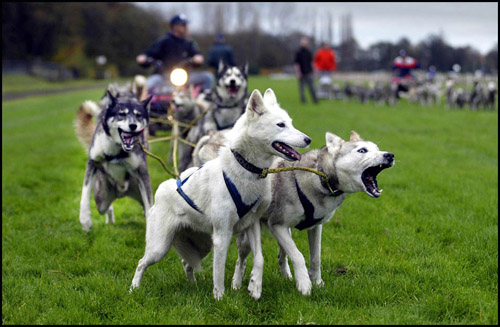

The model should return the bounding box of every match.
[75,78,153,232]
[177,60,249,172]
[130,88,311,300]
[232,131,395,295]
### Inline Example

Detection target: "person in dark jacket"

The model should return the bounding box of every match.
[208,34,235,76]
[136,14,214,91]
[294,37,318,104]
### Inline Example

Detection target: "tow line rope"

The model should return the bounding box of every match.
[138,142,341,196]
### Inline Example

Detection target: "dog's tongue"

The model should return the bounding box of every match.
[121,130,143,150]
[229,85,239,97]
[273,142,301,161]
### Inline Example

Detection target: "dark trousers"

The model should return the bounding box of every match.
[298,73,318,103]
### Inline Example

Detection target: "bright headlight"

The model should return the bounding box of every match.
[170,68,188,87]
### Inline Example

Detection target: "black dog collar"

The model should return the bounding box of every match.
[317,160,344,197]
[231,149,265,175]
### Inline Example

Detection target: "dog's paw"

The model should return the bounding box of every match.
[79,210,92,232]
[232,273,242,290]
[280,265,293,279]
[213,287,224,301]
[296,277,312,296]
[80,219,92,232]
[248,277,262,300]
[313,278,324,287]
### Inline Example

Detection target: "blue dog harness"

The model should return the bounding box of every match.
[176,150,263,218]
[294,178,325,231]
[223,171,260,219]
[176,165,204,214]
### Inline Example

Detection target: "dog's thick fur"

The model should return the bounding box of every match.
[75,77,153,232]
[177,60,249,172]
[130,88,311,300]
[232,131,394,295]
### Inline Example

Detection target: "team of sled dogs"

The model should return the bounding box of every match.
[74,61,395,300]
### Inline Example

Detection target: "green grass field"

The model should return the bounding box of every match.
[2,75,498,324]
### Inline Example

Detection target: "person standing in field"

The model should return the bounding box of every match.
[294,37,318,104]
[313,42,337,80]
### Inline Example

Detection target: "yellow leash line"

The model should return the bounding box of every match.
[260,166,341,196]
[138,142,179,179]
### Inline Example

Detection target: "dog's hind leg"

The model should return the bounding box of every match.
[94,174,117,223]
[130,204,176,291]
[246,221,264,300]
[278,238,293,279]
[173,228,212,282]
[307,225,324,286]
[232,231,251,290]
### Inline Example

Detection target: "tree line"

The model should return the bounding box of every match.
[2,2,497,78]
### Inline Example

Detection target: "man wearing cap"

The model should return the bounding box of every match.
[136,13,214,91]
[207,34,235,75]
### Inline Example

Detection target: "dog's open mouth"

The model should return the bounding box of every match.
[361,163,393,198]
[119,128,144,151]
[227,84,240,98]
[272,141,301,161]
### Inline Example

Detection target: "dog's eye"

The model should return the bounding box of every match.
[118,111,127,117]
[135,112,142,118]
[357,148,368,153]
[277,122,286,128]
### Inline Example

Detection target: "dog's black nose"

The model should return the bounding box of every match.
[304,137,312,146]
[230,79,236,85]
[129,123,137,131]
[384,152,394,161]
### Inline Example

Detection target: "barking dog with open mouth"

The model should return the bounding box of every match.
[75,78,153,232]
[231,131,395,296]
[129,88,311,300]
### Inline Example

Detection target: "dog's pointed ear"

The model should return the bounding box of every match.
[107,90,117,107]
[246,89,265,119]
[350,131,362,142]
[141,95,153,116]
[326,132,344,154]
[263,88,277,107]
[218,58,226,75]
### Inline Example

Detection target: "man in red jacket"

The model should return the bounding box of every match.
[314,42,337,74]
[314,42,337,99]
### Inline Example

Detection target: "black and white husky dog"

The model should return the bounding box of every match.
[75,78,153,231]
[177,59,249,172]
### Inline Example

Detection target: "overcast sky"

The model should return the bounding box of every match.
[136,2,498,54]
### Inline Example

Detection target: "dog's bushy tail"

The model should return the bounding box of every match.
[74,100,101,150]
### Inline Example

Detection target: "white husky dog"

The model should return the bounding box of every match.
[130,88,311,300]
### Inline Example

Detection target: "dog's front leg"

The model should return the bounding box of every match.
[307,224,324,286]
[246,220,264,300]
[212,228,233,300]
[79,160,97,232]
[269,223,312,295]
